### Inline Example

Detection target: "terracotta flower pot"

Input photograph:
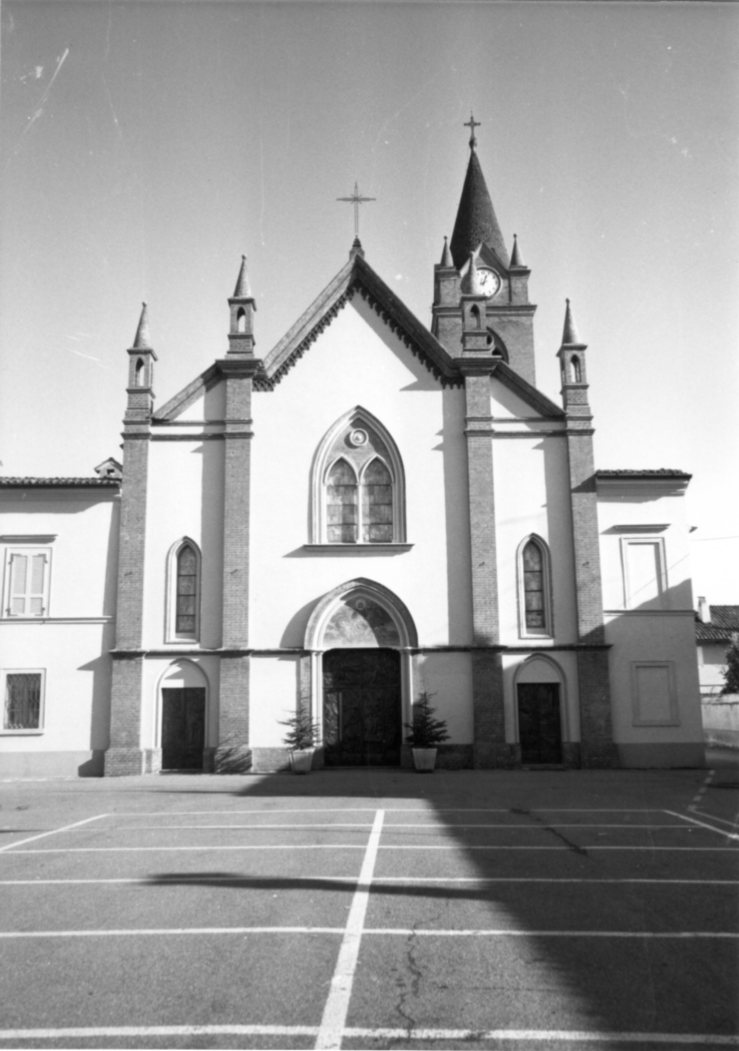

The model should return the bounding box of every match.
[290,748,314,774]
[412,747,437,772]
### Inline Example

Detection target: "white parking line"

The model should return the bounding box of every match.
[0,1025,734,1045]
[665,809,739,842]
[315,808,384,1050]
[0,813,108,853]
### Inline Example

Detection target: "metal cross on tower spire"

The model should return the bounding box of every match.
[336,181,376,238]
[464,112,481,149]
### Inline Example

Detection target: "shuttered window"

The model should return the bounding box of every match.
[4,550,50,618]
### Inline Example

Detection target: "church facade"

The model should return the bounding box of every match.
[1,134,704,777]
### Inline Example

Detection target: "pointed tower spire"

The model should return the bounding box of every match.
[233,255,252,298]
[228,254,256,355]
[562,298,581,345]
[557,298,589,410]
[126,302,157,419]
[450,118,509,271]
[349,235,365,259]
[510,234,524,269]
[133,302,152,350]
[440,236,453,268]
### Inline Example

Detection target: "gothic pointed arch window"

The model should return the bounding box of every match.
[165,538,202,642]
[312,410,406,545]
[517,535,553,637]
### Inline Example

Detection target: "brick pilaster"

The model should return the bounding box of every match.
[460,365,509,766]
[105,350,153,776]
[214,360,256,772]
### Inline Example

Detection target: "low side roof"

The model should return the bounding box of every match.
[696,605,739,644]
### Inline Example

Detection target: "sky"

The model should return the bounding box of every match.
[1,0,737,602]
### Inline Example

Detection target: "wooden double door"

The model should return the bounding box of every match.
[323,649,401,766]
[161,687,205,770]
[517,683,562,765]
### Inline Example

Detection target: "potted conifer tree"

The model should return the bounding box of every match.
[281,709,319,774]
[405,692,449,772]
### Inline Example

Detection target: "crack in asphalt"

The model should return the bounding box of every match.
[511,807,590,857]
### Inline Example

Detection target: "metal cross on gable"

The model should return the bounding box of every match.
[336,181,376,238]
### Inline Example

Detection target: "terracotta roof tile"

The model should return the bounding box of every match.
[696,605,739,643]
[0,477,119,488]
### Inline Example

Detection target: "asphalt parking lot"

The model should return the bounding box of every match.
[0,758,737,1051]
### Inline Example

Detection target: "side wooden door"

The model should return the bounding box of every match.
[517,683,562,765]
[161,687,205,770]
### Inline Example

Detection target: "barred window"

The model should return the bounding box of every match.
[4,673,42,731]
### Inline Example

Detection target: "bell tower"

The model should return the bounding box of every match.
[432,118,537,385]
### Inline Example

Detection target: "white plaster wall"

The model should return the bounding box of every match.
[250,654,301,746]
[0,623,112,754]
[0,492,118,619]
[143,432,224,649]
[492,429,577,644]
[598,489,694,614]
[250,298,471,649]
[0,492,117,759]
[598,482,703,751]
[413,651,473,742]
[698,643,729,693]
[605,613,703,746]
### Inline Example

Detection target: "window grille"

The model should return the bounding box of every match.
[4,673,41,730]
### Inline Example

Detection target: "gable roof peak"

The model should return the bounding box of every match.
[349,236,365,260]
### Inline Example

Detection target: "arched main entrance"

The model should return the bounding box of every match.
[305,579,418,768]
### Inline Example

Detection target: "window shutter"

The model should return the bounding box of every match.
[6,551,48,617]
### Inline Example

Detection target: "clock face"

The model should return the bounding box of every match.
[477,268,501,297]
